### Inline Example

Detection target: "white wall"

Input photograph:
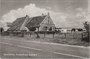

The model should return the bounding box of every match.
[60,29,67,33]
[39,15,55,31]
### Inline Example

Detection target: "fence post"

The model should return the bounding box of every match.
[44,32,46,38]
[81,33,83,39]
[73,33,74,39]
[36,32,40,38]
[30,33,31,37]
[53,32,54,38]
[64,33,66,38]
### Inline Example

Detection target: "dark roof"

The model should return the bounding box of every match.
[26,15,47,28]
[8,17,26,31]
[7,15,47,31]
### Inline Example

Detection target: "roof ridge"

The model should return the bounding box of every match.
[30,15,47,18]
[20,15,29,30]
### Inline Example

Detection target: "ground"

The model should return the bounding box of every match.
[1,32,89,47]
[0,36,89,58]
[17,33,89,47]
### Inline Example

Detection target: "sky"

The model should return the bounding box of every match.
[0,0,89,30]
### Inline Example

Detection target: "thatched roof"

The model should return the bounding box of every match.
[26,15,47,28]
[7,15,47,31]
[8,17,26,31]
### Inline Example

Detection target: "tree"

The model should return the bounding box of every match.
[0,27,4,33]
[29,27,36,31]
[0,27,4,35]
[71,28,76,32]
[83,21,89,42]
[83,22,89,33]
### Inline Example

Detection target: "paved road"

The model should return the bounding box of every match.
[0,36,90,58]
[0,43,81,58]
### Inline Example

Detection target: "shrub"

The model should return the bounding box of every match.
[29,27,36,31]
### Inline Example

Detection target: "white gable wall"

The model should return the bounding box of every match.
[20,15,29,31]
[39,15,55,31]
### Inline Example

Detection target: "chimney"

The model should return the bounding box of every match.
[42,13,44,16]
[26,15,29,18]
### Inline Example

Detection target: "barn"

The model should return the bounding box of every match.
[7,13,55,32]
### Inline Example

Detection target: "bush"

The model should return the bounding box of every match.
[1,31,9,36]
[82,35,89,42]
[29,27,36,31]
[82,32,89,42]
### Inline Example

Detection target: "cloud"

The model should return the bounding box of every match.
[1,3,89,30]
[2,4,67,27]
[65,8,89,28]
[0,21,8,31]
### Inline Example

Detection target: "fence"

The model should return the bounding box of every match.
[24,31,84,39]
[1,31,86,40]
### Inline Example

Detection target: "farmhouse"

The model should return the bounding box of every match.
[7,13,55,32]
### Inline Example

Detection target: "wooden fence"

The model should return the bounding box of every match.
[1,31,87,40]
[25,31,84,39]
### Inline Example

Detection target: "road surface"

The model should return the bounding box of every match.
[0,36,89,58]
